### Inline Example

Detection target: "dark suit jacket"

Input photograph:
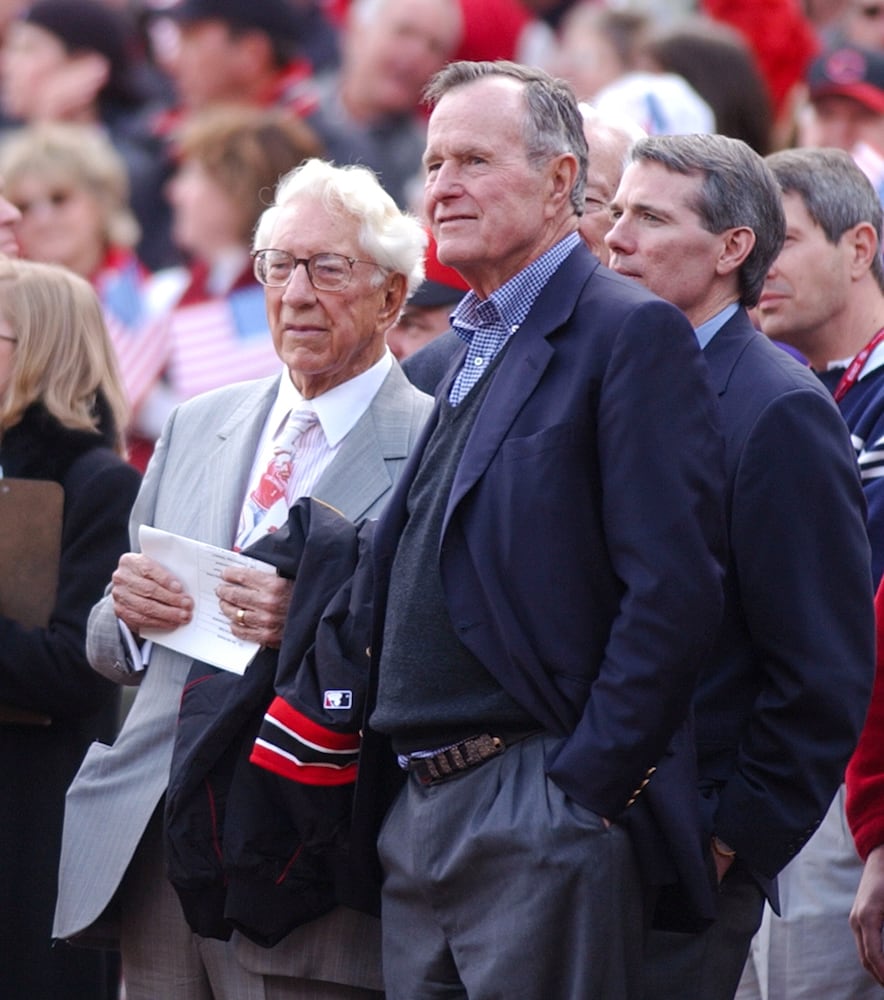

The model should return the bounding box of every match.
[352,241,729,925]
[696,308,874,904]
[401,329,463,395]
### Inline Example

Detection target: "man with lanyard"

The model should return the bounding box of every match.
[740,146,884,1000]
[607,133,874,1000]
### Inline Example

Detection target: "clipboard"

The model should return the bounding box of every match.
[0,477,64,725]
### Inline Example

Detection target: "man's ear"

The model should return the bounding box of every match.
[846,221,880,280]
[379,272,409,327]
[716,226,756,278]
[546,153,580,216]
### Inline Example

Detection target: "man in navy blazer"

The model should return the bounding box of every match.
[607,133,875,1000]
[353,61,729,1000]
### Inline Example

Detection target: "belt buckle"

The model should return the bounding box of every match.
[411,733,505,785]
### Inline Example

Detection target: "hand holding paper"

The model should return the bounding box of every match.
[137,526,276,674]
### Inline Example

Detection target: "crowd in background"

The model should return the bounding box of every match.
[5,0,884,998]
[0,0,876,474]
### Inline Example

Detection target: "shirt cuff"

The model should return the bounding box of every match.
[117,620,152,674]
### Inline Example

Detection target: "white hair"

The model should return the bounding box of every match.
[253,158,427,295]
[579,102,648,145]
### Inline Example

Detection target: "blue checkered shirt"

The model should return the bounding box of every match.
[448,233,581,406]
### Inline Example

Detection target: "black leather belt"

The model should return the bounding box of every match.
[398,730,541,786]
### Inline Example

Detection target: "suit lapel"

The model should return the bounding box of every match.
[313,364,422,522]
[701,308,757,395]
[445,244,595,519]
[203,378,279,546]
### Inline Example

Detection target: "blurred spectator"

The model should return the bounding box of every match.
[0,170,18,256]
[154,0,317,115]
[130,105,323,469]
[798,43,884,201]
[809,0,856,36]
[553,3,650,101]
[836,0,884,51]
[0,0,174,268]
[640,17,774,154]
[386,228,468,361]
[306,0,463,208]
[452,0,557,68]
[701,0,820,139]
[0,258,140,999]
[593,70,716,136]
[0,0,24,41]
[0,122,169,439]
[578,102,646,263]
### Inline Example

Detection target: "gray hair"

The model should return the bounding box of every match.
[579,101,646,178]
[253,158,427,295]
[423,60,588,217]
[766,147,884,295]
[629,133,785,308]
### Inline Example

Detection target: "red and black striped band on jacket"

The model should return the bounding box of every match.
[250,697,360,787]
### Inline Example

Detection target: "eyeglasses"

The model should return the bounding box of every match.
[252,249,384,291]
[0,334,17,344]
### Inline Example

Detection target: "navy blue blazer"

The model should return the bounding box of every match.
[695,308,874,904]
[350,242,729,925]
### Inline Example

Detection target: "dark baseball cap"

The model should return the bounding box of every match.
[807,44,884,114]
[21,0,138,104]
[161,0,299,42]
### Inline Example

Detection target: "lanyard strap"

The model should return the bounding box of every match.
[834,326,884,402]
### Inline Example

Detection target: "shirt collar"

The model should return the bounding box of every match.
[827,340,884,380]
[451,232,581,336]
[694,302,739,348]
[271,350,393,447]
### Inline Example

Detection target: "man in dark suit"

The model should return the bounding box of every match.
[357,61,730,999]
[606,133,875,1000]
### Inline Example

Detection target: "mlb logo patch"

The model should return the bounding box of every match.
[323,690,353,709]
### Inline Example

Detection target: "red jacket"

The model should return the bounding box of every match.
[847,576,884,859]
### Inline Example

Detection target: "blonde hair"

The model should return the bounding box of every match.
[0,122,140,248]
[0,260,129,454]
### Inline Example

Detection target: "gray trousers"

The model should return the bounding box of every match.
[643,864,765,1000]
[120,807,383,1000]
[378,733,643,1000]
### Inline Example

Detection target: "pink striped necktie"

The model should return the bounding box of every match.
[234,403,317,551]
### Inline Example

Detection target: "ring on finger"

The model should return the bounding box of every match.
[236,608,246,625]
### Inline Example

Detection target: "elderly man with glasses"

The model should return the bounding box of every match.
[54,158,433,1000]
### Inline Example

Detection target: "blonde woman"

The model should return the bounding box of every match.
[0,122,171,440]
[0,260,140,999]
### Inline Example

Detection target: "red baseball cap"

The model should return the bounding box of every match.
[409,231,470,308]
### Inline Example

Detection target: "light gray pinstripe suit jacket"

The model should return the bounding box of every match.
[54,363,432,991]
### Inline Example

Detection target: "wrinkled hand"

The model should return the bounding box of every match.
[850,844,884,985]
[111,553,193,635]
[216,565,294,649]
